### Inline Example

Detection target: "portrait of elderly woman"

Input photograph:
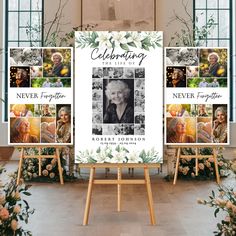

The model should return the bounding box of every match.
[167,117,195,143]
[166,67,186,87]
[56,105,71,143]
[10,67,30,87]
[10,118,39,143]
[200,50,227,77]
[43,49,71,77]
[212,105,227,143]
[103,80,134,124]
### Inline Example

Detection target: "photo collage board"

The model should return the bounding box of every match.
[8,47,73,145]
[165,47,229,145]
[75,31,163,163]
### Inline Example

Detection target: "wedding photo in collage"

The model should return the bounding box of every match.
[165,48,227,88]
[9,48,71,88]
[92,67,145,135]
[9,104,71,144]
[166,103,227,144]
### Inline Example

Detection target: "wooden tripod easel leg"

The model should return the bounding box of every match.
[17,147,24,185]
[173,147,181,185]
[56,148,64,185]
[195,148,199,176]
[83,167,95,226]
[38,148,42,176]
[117,167,122,212]
[213,148,220,184]
[144,167,156,225]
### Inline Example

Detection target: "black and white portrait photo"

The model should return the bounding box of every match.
[92,102,103,113]
[92,67,103,78]
[135,113,145,124]
[166,48,199,66]
[102,124,134,135]
[92,78,103,90]
[135,68,145,78]
[135,78,145,90]
[92,124,103,135]
[134,90,145,112]
[103,79,134,124]
[92,113,103,123]
[124,67,135,79]
[134,124,145,135]
[10,48,42,66]
[92,90,102,101]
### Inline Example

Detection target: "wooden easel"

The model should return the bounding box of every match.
[80,163,160,226]
[172,145,221,185]
[16,145,64,185]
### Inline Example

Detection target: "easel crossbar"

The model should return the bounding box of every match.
[93,179,146,184]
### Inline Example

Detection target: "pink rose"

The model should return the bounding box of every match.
[13,205,21,214]
[11,219,18,231]
[0,207,9,220]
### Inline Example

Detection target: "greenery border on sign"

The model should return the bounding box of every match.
[76,146,162,164]
[75,31,162,51]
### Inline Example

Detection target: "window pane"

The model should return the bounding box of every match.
[8,42,19,47]
[19,42,31,46]
[19,28,29,40]
[207,10,218,23]
[9,0,18,10]
[32,0,42,10]
[206,40,219,47]
[195,0,206,8]
[208,24,218,38]
[8,13,18,40]
[219,10,230,38]
[219,40,229,47]
[20,0,31,10]
[207,0,218,8]
[219,0,229,8]
[195,10,206,28]
[32,13,41,26]
[20,12,30,27]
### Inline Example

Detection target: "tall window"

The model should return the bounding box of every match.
[194,0,233,120]
[4,0,44,121]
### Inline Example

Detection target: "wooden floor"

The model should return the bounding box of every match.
[2,159,235,236]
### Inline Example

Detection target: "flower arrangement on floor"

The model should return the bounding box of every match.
[198,185,236,235]
[76,146,161,163]
[21,147,75,182]
[0,165,34,236]
[177,148,230,180]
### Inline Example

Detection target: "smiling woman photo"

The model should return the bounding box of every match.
[103,80,134,124]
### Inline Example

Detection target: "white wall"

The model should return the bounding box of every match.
[44,0,82,45]
[156,0,193,46]
[0,0,8,146]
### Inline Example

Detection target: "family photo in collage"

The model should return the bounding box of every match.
[10,104,71,144]
[9,48,71,88]
[165,47,228,144]
[92,67,145,136]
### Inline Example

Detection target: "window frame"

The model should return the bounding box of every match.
[193,0,234,121]
[4,0,44,121]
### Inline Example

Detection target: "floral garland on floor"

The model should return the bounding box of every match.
[21,147,75,182]
[177,148,230,180]
[0,165,34,236]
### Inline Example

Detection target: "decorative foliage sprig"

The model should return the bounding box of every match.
[0,166,34,236]
[75,31,162,51]
[76,146,162,164]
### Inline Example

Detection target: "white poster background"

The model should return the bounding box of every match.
[75,31,163,162]
[164,47,229,145]
[8,47,73,145]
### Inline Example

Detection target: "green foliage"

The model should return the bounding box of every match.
[0,166,34,236]
[198,185,236,235]
[178,148,230,180]
[167,0,215,46]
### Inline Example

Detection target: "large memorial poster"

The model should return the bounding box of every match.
[165,47,229,145]
[75,31,163,163]
[8,47,73,145]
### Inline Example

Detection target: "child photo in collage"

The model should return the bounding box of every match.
[9,48,72,88]
[91,67,145,135]
[166,103,228,144]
